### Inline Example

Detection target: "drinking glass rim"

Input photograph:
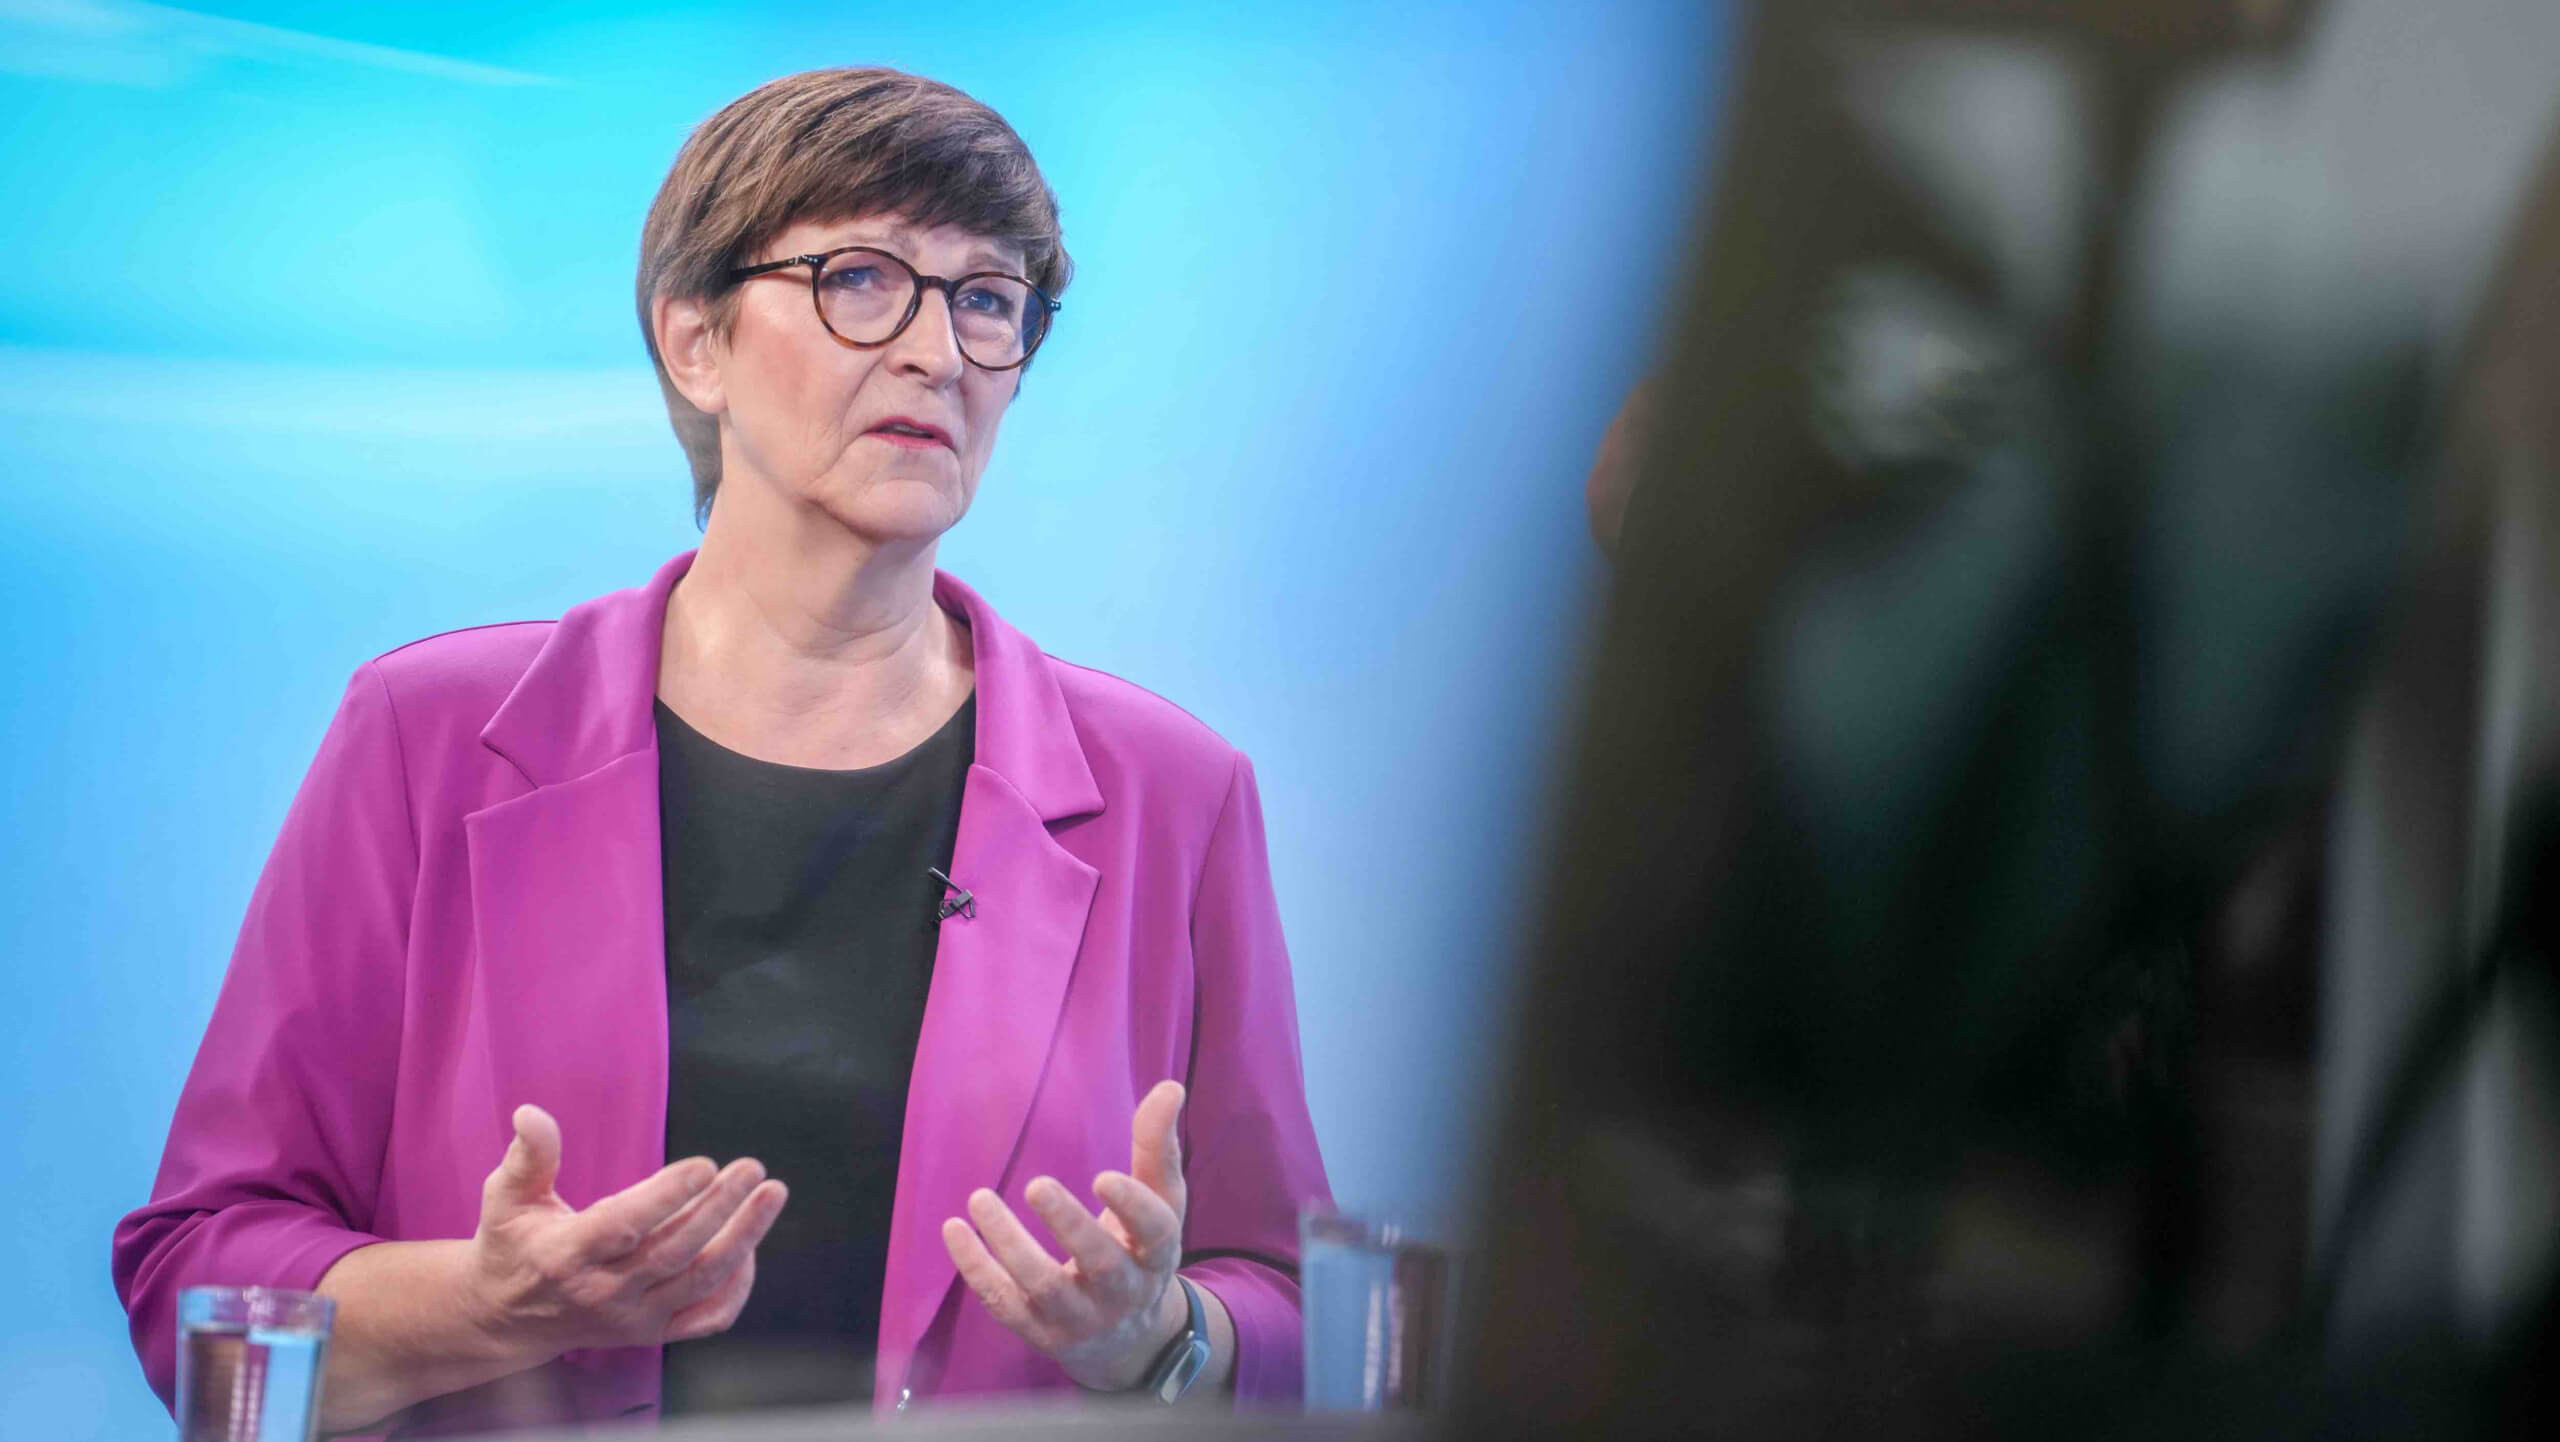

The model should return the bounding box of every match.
[178,1283,336,1331]
[1297,1203,1464,1253]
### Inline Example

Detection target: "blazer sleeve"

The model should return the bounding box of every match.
[1176,750,1334,1408]
[112,662,415,1410]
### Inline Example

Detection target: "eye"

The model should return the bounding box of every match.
[822,263,889,291]
[954,283,1019,320]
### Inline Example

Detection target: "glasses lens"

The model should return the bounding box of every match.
[816,250,917,345]
[950,275,1044,368]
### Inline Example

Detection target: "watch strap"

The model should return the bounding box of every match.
[1137,1275,1213,1404]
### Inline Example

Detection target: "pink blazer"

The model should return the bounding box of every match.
[113,551,1332,1432]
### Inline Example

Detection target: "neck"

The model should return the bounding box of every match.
[657,475,974,770]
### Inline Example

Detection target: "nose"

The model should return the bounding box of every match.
[885,284,967,387]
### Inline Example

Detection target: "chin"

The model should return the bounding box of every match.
[815,473,973,546]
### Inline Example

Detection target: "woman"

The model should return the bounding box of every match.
[112,67,1330,1434]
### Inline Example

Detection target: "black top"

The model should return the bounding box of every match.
[653,694,974,1416]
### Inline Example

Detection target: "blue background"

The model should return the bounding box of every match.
[0,2,1724,1433]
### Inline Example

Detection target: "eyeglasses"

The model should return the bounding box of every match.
[726,246,1061,371]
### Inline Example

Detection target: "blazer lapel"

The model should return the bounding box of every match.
[464,751,669,1210]
[876,573,1106,1404]
[467,553,694,1208]
[456,552,695,1423]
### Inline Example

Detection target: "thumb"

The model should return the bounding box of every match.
[485,1103,563,1209]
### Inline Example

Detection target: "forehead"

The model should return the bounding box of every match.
[774,214,1026,274]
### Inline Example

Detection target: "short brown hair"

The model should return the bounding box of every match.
[637,67,1072,518]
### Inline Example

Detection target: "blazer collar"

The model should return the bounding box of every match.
[931,570,1105,823]
[479,550,1105,823]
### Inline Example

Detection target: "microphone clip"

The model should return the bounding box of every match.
[928,865,975,921]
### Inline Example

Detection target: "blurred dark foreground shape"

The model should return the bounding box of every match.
[1464,0,2560,1438]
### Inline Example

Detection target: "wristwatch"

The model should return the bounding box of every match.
[1135,1276,1213,1404]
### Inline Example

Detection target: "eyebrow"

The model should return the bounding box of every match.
[823,225,1026,277]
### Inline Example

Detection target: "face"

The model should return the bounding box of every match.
[679,214,1029,545]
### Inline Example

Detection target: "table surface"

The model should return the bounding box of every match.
[483,1402,1431,1442]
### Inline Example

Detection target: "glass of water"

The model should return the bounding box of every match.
[1299,1207,1461,1412]
[177,1286,334,1442]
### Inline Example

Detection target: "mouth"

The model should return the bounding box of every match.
[864,415,955,450]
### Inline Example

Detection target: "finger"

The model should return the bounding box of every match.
[1096,1203,1136,1254]
[944,1218,1043,1341]
[664,1250,756,1342]
[1024,1176,1134,1284]
[628,1158,765,1281]
[966,1189,1072,1304]
[1129,1081,1187,1213]
[565,1154,720,1264]
[1094,1170,1182,1268]
[648,1180,787,1310]
[484,1104,564,1208]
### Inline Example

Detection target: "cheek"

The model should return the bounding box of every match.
[803,360,876,443]
[734,316,869,450]
[964,380,1017,466]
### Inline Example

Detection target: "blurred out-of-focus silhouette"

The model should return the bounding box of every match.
[1471,0,2560,1436]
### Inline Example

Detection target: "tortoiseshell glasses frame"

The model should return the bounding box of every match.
[726,245,1061,372]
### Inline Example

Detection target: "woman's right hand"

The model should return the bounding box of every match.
[466,1103,788,1356]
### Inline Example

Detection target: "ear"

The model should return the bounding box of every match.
[654,292,728,416]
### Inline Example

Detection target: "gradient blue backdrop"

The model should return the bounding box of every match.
[0,3,1725,1434]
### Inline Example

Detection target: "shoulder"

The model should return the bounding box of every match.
[366,618,552,705]
[1041,654,1244,808]
[359,619,553,746]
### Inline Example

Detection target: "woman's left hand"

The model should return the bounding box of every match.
[942,1079,1193,1391]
